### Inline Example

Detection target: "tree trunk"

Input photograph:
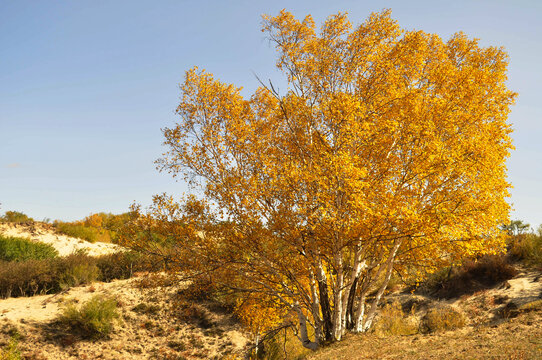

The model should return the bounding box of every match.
[332,251,344,341]
[308,268,323,344]
[295,304,318,350]
[359,240,402,332]
[316,259,333,342]
[345,275,359,329]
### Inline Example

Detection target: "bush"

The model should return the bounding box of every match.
[419,254,517,299]
[55,254,100,289]
[0,251,162,299]
[96,251,158,282]
[0,337,22,360]
[0,235,58,262]
[508,233,542,266]
[423,305,465,333]
[58,295,120,339]
[1,211,33,224]
[373,301,418,337]
[53,222,112,243]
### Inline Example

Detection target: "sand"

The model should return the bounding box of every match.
[0,223,122,257]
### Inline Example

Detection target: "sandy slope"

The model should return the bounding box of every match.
[0,223,122,257]
[0,276,249,359]
[0,223,249,359]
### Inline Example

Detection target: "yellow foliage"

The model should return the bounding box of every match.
[133,8,516,348]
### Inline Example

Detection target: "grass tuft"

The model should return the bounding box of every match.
[422,305,465,333]
[58,295,120,339]
[374,301,419,337]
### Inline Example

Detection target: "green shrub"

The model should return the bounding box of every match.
[1,211,33,224]
[58,295,120,339]
[423,305,465,333]
[373,301,418,337]
[0,337,22,360]
[53,222,112,243]
[508,233,542,266]
[56,254,100,289]
[96,251,139,281]
[0,235,58,262]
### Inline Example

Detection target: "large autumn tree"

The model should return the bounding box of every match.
[127,10,515,349]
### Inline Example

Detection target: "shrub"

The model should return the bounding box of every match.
[0,259,56,298]
[508,233,542,266]
[423,305,465,333]
[53,222,112,243]
[0,235,58,262]
[58,295,120,339]
[1,211,33,224]
[373,301,418,337]
[419,254,517,299]
[0,251,161,299]
[96,251,153,282]
[132,302,160,315]
[0,337,22,360]
[56,254,100,289]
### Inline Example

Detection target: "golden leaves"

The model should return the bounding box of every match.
[146,8,516,343]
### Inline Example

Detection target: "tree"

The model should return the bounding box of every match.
[129,9,516,349]
[502,220,530,236]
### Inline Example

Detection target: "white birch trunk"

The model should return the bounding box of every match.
[361,240,402,331]
[332,250,344,341]
[294,304,318,350]
[308,267,323,344]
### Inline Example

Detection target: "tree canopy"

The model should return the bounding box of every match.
[127,9,516,349]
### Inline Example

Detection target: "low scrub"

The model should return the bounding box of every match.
[0,211,33,224]
[0,251,162,299]
[53,222,112,243]
[56,254,100,289]
[422,305,465,333]
[0,337,22,360]
[419,254,517,299]
[58,295,120,339]
[373,301,419,337]
[0,235,58,262]
[508,233,542,266]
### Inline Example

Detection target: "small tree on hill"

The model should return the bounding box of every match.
[126,9,515,349]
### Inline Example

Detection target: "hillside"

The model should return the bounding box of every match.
[308,268,542,359]
[1,222,541,359]
[0,222,249,359]
[0,222,121,257]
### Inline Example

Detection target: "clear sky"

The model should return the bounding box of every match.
[1,0,541,227]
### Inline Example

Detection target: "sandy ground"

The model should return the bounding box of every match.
[0,223,122,257]
[0,223,249,359]
[1,222,540,358]
[0,276,249,359]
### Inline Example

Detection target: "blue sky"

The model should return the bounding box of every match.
[1,0,541,227]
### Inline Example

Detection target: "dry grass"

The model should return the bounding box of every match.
[422,305,465,333]
[307,305,542,360]
[373,301,419,337]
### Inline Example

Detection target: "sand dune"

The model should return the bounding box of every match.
[0,223,122,257]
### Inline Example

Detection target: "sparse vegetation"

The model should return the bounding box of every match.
[0,211,33,224]
[508,232,542,266]
[422,305,466,333]
[373,301,419,337]
[0,251,161,299]
[0,235,58,262]
[58,295,120,339]
[418,254,517,299]
[0,337,22,360]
